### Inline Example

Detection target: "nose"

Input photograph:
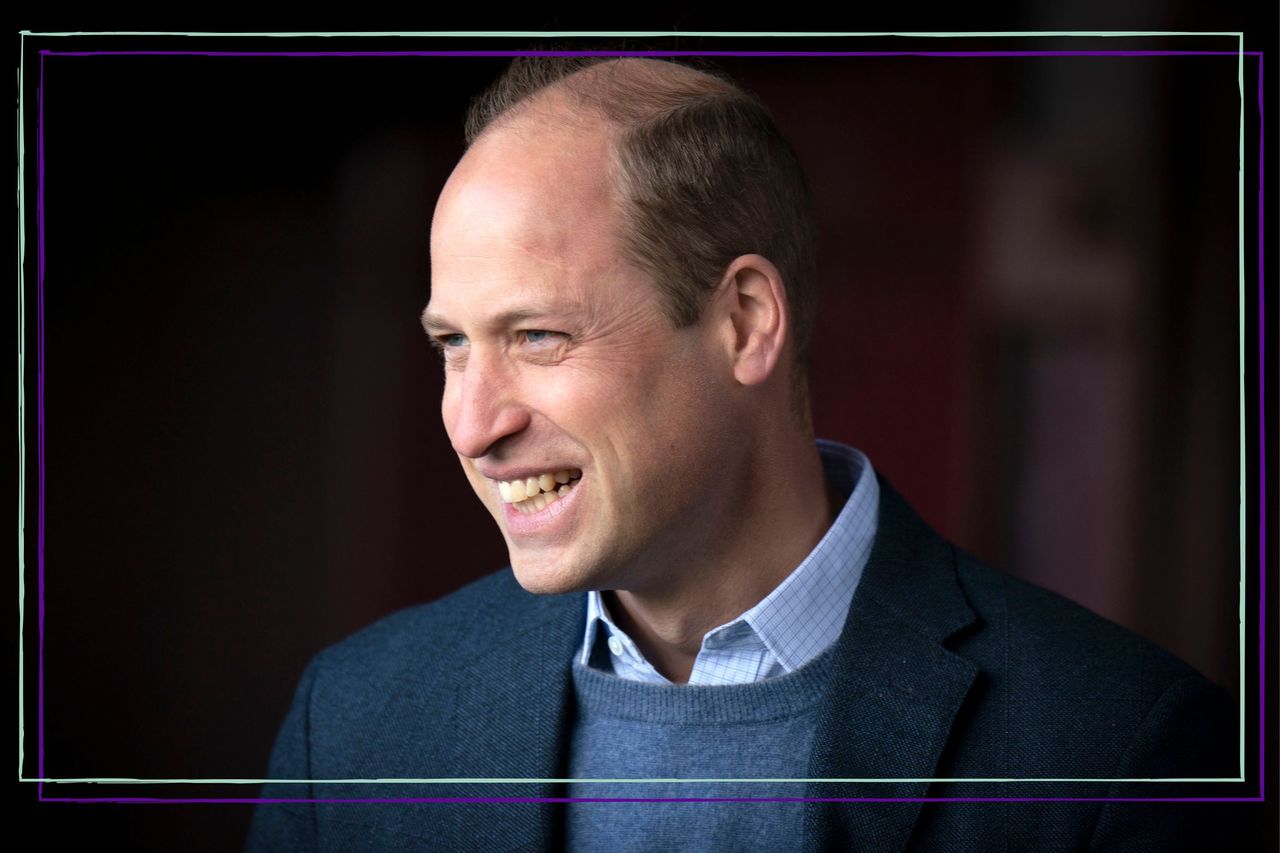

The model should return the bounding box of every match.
[443,348,531,460]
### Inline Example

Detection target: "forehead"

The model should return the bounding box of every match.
[427,110,631,321]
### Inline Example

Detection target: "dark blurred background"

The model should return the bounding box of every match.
[18,21,1273,851]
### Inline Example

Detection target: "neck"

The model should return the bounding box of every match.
[608,434,836,683]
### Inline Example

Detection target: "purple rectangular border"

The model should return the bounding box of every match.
[36,50,47,803]
[33,48,1264,58]
[32,795,1274,804]
[32,48,1269,804]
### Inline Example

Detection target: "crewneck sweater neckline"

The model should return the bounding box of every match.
[570,642,836,725]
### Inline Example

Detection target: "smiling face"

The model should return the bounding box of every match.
[425,107,741,596]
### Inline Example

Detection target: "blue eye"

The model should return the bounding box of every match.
[518,330,566,357]
[430,334,468,362]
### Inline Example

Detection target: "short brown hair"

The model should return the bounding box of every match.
[464,57,819,419]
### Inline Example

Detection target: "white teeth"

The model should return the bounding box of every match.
[499,481,512,502]
[524,477,539,497]
[558,484,571,496]
[509,480,527,502]
[539,473,556,492]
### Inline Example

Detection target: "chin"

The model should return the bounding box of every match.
[507,555,593,596]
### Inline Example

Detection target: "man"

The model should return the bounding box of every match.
[248,57,1239,851]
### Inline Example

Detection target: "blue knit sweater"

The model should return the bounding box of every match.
[565,647,835,851]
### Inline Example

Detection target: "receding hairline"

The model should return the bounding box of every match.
[466,57,740,145]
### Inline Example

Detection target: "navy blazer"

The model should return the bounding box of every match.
[248,476,1240,851]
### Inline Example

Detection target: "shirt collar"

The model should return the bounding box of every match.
[580,440,879,680]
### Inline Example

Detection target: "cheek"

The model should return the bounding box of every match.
[519,326,729,466]
[619,359,731,471]
[647,354,737,470]
[465,468,494,505]
[523,360,653,427]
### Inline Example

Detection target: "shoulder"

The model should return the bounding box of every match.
[953,547,1209,693]
[274,569,581,780]
[947,547,1236,779]
[866,475,1222,702]
[859,473,1235,788]
[309,568,577,687]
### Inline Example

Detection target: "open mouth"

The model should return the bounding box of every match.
[496,469,583,515]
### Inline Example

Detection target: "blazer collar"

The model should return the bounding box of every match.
[802,474,979,852]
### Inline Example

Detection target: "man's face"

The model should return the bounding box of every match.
[425,111,738,596]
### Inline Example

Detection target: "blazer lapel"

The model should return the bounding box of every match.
[443,586,584,852]
[803,476,979,853]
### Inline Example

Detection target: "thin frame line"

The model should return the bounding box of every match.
[35,49,1263,58]
[34,795,1266,804]
[16,30,1251,38]
[16,30,27,783]
[28,775,1249,784]
[20,33,1263,803]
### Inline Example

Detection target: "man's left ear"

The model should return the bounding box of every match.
[717,254,788,387]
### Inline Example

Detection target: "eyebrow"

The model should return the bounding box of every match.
[419,306,570,334]
[419,309,453,334]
